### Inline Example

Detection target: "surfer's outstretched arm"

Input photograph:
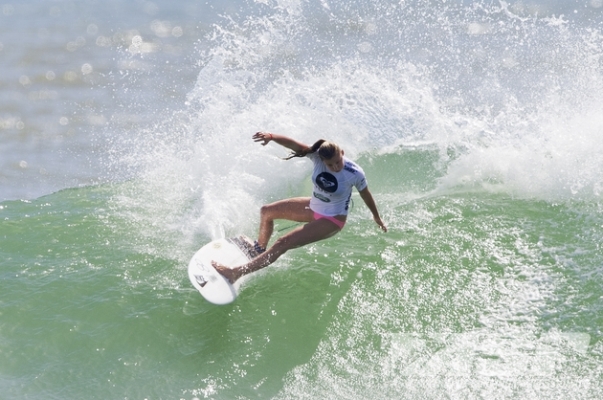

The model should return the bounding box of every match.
[252,132,310,154]
[359,187,387,232]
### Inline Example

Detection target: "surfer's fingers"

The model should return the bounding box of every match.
[252,132,271,145]
[375,216,387,232]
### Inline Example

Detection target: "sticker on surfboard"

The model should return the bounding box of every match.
[188,235,258,305]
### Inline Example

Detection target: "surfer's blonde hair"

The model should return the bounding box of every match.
[284,139,342,160]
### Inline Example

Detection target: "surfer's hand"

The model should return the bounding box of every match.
[253,132,273,146]
[375,216,387,232]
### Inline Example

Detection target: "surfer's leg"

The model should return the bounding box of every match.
[212,198,314,284]
[257,197,313,249]
[217,217,342,283]
[266,217,342,260]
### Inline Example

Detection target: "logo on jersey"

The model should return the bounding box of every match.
[313,192,331,202]
[316,172,338,193]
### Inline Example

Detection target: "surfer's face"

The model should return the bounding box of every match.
[322,150,344,172]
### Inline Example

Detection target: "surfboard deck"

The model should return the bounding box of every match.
[188,235,259,305]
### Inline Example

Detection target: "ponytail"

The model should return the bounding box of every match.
[283,139,327,160]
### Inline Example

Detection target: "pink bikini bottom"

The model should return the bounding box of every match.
[313,212,346,229]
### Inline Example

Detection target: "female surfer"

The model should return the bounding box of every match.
[213,132,387,283]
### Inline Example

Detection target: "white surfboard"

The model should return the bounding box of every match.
[188,235,259,305]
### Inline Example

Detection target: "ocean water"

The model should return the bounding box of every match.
[2,0,603,398]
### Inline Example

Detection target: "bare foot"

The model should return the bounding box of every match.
[211,261,240,284]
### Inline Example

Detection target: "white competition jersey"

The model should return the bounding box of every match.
[307,152,368,216]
